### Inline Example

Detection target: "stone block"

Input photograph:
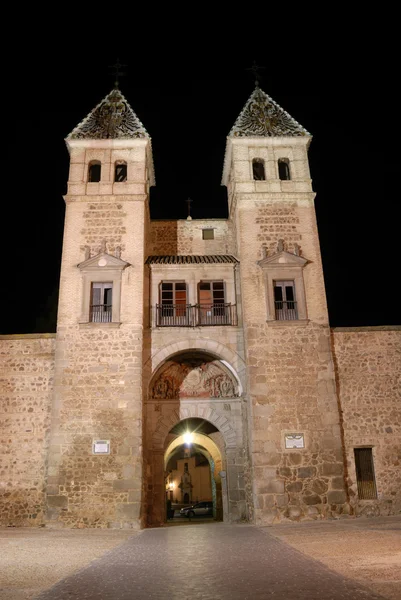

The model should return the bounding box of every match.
[258,480,284,494]
[312,479,328,494]
[47,495,68,508]
[286,481,303,493]
[327,491,347,505]
[113,479,137,491]
[321,463,343,476]
[331,477,346,490]
[297,466,316,478]
[288,453,302,465]
[287,505,303,520]
[128,489,141,503]
[302,492,321,505]
[116,502,140,520]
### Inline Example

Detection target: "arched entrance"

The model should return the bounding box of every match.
[164,424,227,522]
[144,350,248,526]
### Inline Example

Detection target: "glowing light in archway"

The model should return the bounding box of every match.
[183,432,193,445]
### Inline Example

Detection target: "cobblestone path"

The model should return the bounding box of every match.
[36,523,385,600]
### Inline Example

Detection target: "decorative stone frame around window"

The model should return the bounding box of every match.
[77,250,130,325]
[258,249,309,324]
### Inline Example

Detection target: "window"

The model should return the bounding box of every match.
[88,161,101,182]
[198,281,230,324]
[278,158,291,180]
[90,283,113,322]
[354,448,377,499]
[274,281,297,320]
[252,158,265,180]
[114,162,127,182]
[202,229,214,240]
[258,249,308,323]
[158,282,188,325]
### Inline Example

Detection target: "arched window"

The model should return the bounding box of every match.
[88,161,101,182]
[114,161,127,182]
[252,158,265,181]
[278,158,291,181]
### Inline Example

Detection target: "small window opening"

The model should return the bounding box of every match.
[88,161,101,183]
[90,282,113,322]
[274,281,298,320]
[354,448,377,499]
[202,229,214,240]
[278,158,291,180]
[252,159,265,180]
[115,162,127,182]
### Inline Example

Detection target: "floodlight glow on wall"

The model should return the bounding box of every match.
[183,432,193,445]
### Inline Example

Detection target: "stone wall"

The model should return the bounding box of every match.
[332,326,401,516]
[0,334,55,526]
[149,219,235,256]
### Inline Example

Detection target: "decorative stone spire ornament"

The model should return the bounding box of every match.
[84,246,91,260]
[186,197,193,221]
[294,243,301,256]
[109,57,127,89]
[277,239,285,252]
[100,239,107,254]
[115,246,121,259]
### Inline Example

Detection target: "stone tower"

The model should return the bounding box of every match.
[46,88,154,528]
[222,85,348,524]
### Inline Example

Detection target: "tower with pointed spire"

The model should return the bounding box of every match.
[46,88,155,528]
[222,85,347,525]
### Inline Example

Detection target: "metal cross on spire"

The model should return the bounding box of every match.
[109,58,127,89]
[185,197,193,221]
[246,60,266,88]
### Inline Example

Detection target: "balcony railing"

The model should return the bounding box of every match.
[274,300,298,321]
[90,304,112,323]
[155,303,237,327]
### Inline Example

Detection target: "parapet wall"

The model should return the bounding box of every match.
[332,326,401,516]
[149,219,236,256]
[0,334,56,526]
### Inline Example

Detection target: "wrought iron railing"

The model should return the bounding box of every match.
[90,304,112,323]
[155,303,237,327]
[274,300,298,321]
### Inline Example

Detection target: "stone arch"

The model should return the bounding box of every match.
[152,406,237,450]
[147,338,247,393]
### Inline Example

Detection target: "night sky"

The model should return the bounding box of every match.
[3,43,398,334]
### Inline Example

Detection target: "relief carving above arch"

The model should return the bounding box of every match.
[151,358,239,400]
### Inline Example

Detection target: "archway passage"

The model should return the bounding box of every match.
[144,350,248,527]
[164,421,226,524]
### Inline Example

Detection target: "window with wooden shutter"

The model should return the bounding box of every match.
[354,448,378,499]
[158,282,188,325]
[273,281,297,320]
[198,281,228,324]
[90,282,113,322]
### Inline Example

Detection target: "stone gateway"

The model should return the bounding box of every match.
[0,85,400,528]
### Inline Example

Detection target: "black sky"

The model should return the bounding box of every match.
[3,39,398,334]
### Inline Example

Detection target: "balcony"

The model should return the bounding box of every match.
[274,300,298,321]
[155,303,238,327]
[90,304,112,323]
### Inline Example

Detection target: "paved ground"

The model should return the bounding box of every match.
[1,516,400,600]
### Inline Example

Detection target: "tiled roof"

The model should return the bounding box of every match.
[145,255,239,265]
[229,86,310,138]
[67,88,150,140]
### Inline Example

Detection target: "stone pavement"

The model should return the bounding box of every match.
[35,523,386,600]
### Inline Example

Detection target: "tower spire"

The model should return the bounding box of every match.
[109,58,127,89]
[246,60,265,88]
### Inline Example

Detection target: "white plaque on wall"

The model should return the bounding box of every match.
[93,440,110,454]
[285,433,305,449]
